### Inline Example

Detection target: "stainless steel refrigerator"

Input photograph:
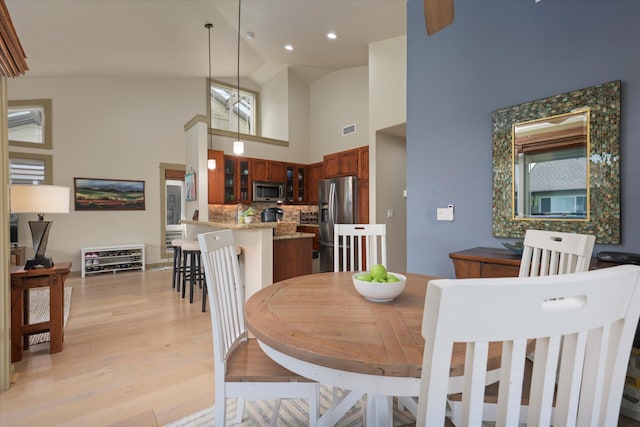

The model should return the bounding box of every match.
[318,176,358,272]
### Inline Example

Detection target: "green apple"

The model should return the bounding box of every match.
[369,264,388,281]
[356,273,373,282]
[386,274,400,283]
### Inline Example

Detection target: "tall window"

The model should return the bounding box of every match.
[209,80,258,136]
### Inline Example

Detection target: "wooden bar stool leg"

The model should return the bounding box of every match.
[182,250,189,299]
[189,252,197,304]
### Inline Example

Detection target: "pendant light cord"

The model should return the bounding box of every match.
[206,23,213,139]
[237,0,241,143]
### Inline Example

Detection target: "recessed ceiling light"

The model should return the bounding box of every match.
[284,44,293,51]
[327,32,337,40]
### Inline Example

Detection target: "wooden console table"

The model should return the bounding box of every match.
[449,247,618,279]
[10,262,72,362]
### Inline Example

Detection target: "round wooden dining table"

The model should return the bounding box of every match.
[245,272,504,426]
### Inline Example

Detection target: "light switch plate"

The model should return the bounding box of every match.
[437,205,454,221]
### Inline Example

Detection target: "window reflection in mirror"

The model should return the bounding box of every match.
[8,99,52,149]
[512,109,589,220]
[209,80,258,136]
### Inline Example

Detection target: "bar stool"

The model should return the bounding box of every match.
[181,239,205,306]
[170,238,188,293]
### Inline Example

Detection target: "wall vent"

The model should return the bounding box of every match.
[342,124,356,136]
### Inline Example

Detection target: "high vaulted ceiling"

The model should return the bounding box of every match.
[6,0,406,84]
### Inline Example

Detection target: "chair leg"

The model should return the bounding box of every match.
[182,251,188,299]
[235,398,245,423]
[309,384,319,427]
[171,246,178,289]
[189,252,196,304]
[202,281,207,312]
[177,246,183,293]
[270,399,282,427]
[215,396,227,427]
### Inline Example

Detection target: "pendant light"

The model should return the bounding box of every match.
[233,0,244,155]
[205,23,216,170]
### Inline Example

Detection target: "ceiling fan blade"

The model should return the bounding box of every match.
[424,0,454,35]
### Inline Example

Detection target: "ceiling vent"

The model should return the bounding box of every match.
[342,124,356,136]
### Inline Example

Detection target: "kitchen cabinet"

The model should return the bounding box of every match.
[252,159,285,183]
[285,164,306,203]
[273,236,313,282]
[323,148,359,178]
[306,162,323,205]
[357,146,369,223]
[359,146,369,180]
[222,156,252,204]
[296,225,319,251]
[357,179,369,224]
[207,149,225,204]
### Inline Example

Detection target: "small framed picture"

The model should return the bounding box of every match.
[185,170,197,201]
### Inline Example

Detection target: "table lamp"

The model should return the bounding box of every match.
[9,184,70,269]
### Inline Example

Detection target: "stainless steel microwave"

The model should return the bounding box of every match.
[252,181,285,202]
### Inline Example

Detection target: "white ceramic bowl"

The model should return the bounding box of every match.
[352,272,407,302]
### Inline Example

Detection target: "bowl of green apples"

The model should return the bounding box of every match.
[352,264,406,302]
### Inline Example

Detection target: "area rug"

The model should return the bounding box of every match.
[164,384,416,426]
[28,286,73,346]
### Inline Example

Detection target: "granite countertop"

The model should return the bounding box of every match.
[183,220,314,240]
[273,232,315,241]
[182,219,277,230]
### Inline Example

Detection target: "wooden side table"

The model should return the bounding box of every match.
[10,262,72,362]
[449,247,620,279]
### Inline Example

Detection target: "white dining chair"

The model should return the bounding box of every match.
[519,229,596,277]
[415,265,640,426]
[334,223,387,272]
[444,230,598,424]
[198,230,319,427]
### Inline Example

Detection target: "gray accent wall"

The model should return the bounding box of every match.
[406,0,640,277]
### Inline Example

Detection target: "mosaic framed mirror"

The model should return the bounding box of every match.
[492,80,621,243]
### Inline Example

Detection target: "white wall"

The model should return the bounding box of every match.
[260,68,288,141]
[8,77,202,271]
[309,66,369,162]
[369,35,407,269]
[375,132,407,272]
[369,36,406,132]
[288,70,310,163]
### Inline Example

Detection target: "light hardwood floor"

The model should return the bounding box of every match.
[2,268,638,426]
[1,267,214,426]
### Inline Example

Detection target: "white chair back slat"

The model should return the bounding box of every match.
[416,265,640,427]
[519,230,595,277]
[199,230,246,369]
[334,224,387,272]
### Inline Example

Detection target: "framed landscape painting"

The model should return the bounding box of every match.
[74,178,145,211]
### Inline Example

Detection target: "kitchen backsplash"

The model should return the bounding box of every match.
[208,204,318,224]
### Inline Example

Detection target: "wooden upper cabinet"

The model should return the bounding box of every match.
[359,146,369,180]
[323,147,361,178]
[323,153,341,178]
[207,149,225,204]
[269,161,286,182]
[306,162,323,205]
[340,149,359,176]
[252,159,286,182]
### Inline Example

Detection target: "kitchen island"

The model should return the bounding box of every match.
[273,232,315,282]
[182,220,313,300]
